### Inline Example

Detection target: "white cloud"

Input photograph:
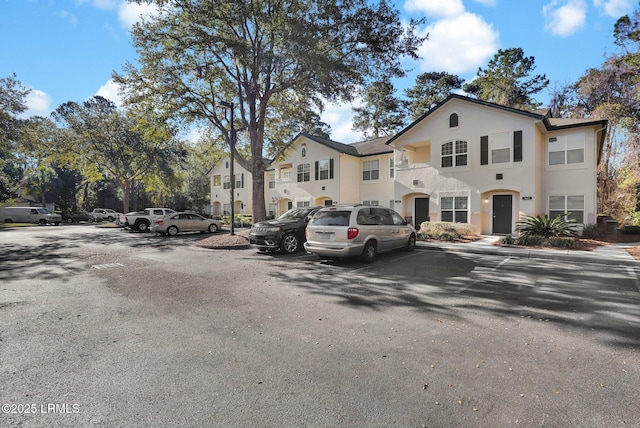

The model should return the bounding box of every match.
[404,0,465,18]
[473,0,497,5]
[593,0,634,18]
[543,0,587,37]
[118,1,159,28]
[23,89,52,118]
[95,79,124,106]
[320,101,364,144]
[416,12,500,74]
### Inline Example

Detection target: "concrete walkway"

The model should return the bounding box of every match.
[417,235,640,266]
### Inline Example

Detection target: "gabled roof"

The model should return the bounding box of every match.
[386,94,608,145]
[295,132,392,157]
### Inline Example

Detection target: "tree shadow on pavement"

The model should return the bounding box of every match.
[266,250,640,350]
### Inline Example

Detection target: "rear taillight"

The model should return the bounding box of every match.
[305,229,309,239]
[347,227,359,240]
[155,219,164,225]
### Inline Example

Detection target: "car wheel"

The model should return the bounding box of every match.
[280,233,300,253]
[107,216,115,222]
[167,226,179,236]
[360,240,377,263]
[38,219,47,225]
[67,218,74,223]
[136,221,150,232]
[88,218,93,223]
[208,223,219,233]
[406,233,416,251]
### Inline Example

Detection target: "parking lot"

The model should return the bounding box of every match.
[1,225,639,427]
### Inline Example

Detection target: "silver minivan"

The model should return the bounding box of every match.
[0,206,62,225]
[304,205,417,262]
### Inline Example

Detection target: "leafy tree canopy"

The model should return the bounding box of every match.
[463,47,549,110]
[115,0,425,221]
[352,79,405,139]
[405,71,465,120]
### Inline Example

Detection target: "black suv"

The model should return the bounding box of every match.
[250,207,323,253]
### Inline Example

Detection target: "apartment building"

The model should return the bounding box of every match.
[210,94,607,234]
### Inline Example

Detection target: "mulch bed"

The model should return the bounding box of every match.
[195,229,250,249]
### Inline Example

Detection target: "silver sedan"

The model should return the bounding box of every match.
[150,212,222,236]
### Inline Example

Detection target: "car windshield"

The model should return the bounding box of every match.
[309,210,350,226]
[278,208,313,220]
[36,208,50,214]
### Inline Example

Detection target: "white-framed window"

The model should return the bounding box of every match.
[363,200,379,206]
[297,163,310,182]
[389,158,395,178]
[441,140,467,168]
[441,196,468,223]
[363,159,380,181]
[296,200,310,208]
[281,167,292,180]
[491,132,511,164]
[549,195,584,223]
[268,172,275,189]
[213,175,221,187]
[223,175,231,189]
[318,159,330,180]
[548,133,585,166]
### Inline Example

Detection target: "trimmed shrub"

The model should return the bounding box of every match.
[544,237,577,248]
[419,221,476,240]
[502,234,515,245]
[516,235,544,246]
[581,223,606,239]
[619,225,640,235]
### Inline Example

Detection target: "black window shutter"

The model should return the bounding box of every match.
[514,130,523,162]
[329,159,334,179]
[314,161,319,180]
[480,136,488,165]
[241,173,244,188]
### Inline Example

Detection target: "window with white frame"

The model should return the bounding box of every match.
[213,175,221,187]
[281,167,292,180]
[296,200,310,208]
[491,132,511,164]
[318,159,330,180]
[548,133,585,166]
[441,140,467,168]
[389,158,394,178]
[363,159,380,181]
[223,175,230,189]
[268,172,275,189]
[549,195,584,223]
[297,163,310,182]
[441,196,468,223]
[363,200,379,206]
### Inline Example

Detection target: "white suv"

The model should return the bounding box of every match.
[304,205,417,263]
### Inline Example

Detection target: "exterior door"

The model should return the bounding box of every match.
[492,195,512,234]
[414,197,429,230]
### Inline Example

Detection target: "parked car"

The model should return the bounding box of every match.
[250,206,323,253]
[151,212,222,236]
[92,208,122,222]
[0,206,62,225]
[304,205,417,263]
[65,211,99,223]
[124,208,176,232]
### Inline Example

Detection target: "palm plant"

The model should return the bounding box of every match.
[515,214,577,238]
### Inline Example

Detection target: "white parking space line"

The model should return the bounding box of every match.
[91,262,124,270]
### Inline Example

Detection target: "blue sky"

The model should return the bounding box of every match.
[1,0,636,143]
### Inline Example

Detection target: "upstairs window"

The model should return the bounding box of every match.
[362,160,380,181]
[449,113,459,128]
[315,159,334,180]
[213,175,221,187]
[268,172,275,189]
[548,133,585,166]
[441,140,467,168]
[297,163,310,182]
